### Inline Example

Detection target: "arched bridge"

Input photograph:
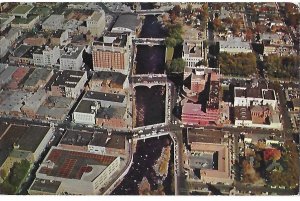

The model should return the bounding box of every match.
[131,74,167,88]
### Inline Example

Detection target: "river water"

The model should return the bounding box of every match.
[111,135,174,195]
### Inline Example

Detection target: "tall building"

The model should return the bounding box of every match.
[92,33,129,73]
[60,45,84,71]
[86,10,105,37]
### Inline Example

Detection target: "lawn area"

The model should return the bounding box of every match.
[165,47,174,62]
[11,5,33,14]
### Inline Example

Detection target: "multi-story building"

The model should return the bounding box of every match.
[33,46,60,67]
[51,29,70,46]
[0,125,55,176]
[86,10,105,37]
[49,70,87,99]
[92,33,129,74]
[186,129,232,184]
[11,15,39,30]
[23,37,47,46]
[234,87,277,109]
[0,14,15,31]
[0,36,9,57]
[219,37,252,54]
[60,45,84,71]
[42,15,64,31]
[89,71,128,93]
[182,40,206,67]
[30,147,121,195]
[22,68,53,91]
[111,13,142,38]
[182,71,220,126]
[11,4,34,18]
[21,89,48,118]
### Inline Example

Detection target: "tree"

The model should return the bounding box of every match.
[213,18,222,31]
[164,37,177,48]
[172,5,181,17]
[186,3,193,15]
[167,58,185,73]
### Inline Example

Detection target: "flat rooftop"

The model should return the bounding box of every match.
[187,129,226,145]
[52,70,86,88]
[11,5,34,15]
[0,124,28,166]
[30,178,61,194]
[84,91,125,103]
[75,99,94,113]
[23,68,52,87]
[89,131,126,150]
[18,125,51,152]
[92,71,126,86]
[60,129,93,147]
[39,147,117,181]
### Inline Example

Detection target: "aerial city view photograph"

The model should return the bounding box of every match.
[0,1,299,197]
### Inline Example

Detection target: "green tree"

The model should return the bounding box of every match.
[168,58,185,73]
[164,37,177,48]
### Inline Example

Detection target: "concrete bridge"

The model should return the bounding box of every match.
[131,74,167,88]
[136,9,166,16]
[133,38,165,46]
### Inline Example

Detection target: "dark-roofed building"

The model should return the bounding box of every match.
[29,178,62,195]
[111,13,142,37]
[90,71,128,93]
[83,91,126,107]
[88,131,127,156]
[58,129,94,152]
[73,99,97,125]
[49,70,87,99]
[35,147,121,194]
[0,124,54,176]
[234,86,277,109]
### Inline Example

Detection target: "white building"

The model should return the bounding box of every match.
[86,10,105,37]
[219,37,252,54]
[60,45,84,71]
[73,100,97,125]
[42,15,64,31]
[31,147,121,195]
[0,36,9,57]
[33,46,60,67]
[182,40,206,67]
[234,87,277,109]
[0,15,15,31]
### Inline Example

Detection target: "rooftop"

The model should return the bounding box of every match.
[0,124,28,166]
[30,178,61,194]
[38,147,117,181]
[96,106,126,119]
[75,99,95,113]
[11,4,34,15]
[93,33,128,48]
[84,91,125,103]
[60,130,94,147]
[89,131,126,150]
[219,37,251,50]
[52,70,86,88]
[18,125,51,152]
[91,71,127,86]
[112,13,141,32]
[23,68,52,87]
[187,129,226,145]
[61,45,84,59]
[234,106,252,121]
